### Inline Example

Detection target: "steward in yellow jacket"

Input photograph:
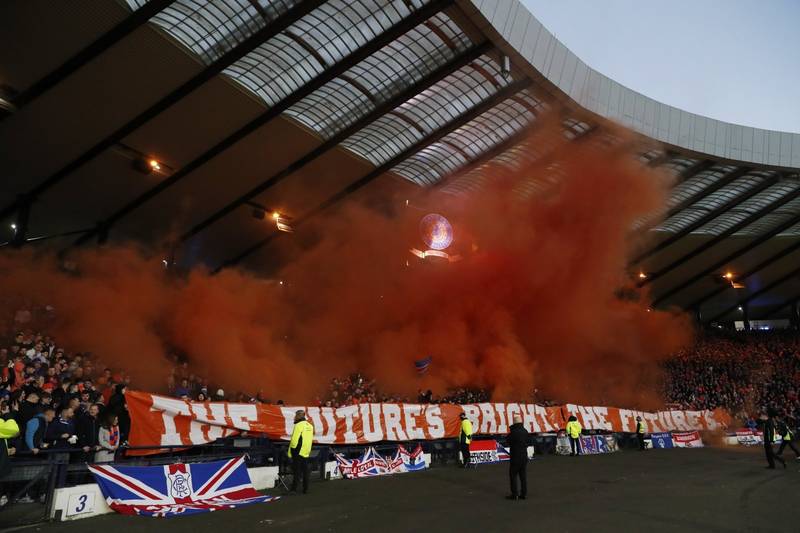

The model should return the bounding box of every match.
[636,416,648,451]
[459,413,473,468]
[565,416,582,456]
[288,410,314,494]
[777,417,800,459]
[1,418,20,479]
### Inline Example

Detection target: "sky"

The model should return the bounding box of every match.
[520,0,800,133]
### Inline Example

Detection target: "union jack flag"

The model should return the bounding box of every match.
[395,443,426,472]
[88,456,278,517]
[334,447,388,479]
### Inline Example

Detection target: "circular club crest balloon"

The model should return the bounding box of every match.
[419,213,453,250]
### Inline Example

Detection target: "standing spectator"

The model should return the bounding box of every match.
[77,404,101,460]
[24,407,55,454]
[95,414,120,463]
[506,414,529,501]
[107,384,130,443]
[46,407,77,449]
[16,390,41,431]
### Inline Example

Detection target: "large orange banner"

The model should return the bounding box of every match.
[126,391,730,451]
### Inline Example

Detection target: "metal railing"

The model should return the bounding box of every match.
[0,432,578,525]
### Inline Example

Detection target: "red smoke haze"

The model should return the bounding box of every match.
[0,119,693,407]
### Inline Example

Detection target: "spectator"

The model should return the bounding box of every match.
[174,378,191,399]
[107,384,130,444]
[77,404,101,459]
[95,414,120,463]
[24,406,55,454]
[46,407,77,449]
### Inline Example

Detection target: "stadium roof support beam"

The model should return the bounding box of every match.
[651,209,800,307]
[0,0,327,222]
[3,0,177,114]
[707,263,800,323]
[632,168,768,264]
[661,165,752,223]
[70,0,456,248]
[216,77,532,271]
[178,41,492,244]
[639,185,800,291]
[686,237,800,310]
[630,159,716,237]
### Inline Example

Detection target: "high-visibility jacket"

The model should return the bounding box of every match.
[288,420,314,458]
[0,418,19,443]
[460,419,473,444]
[778,421,793,441]
[566,420,582,438]
[637,421,648,434]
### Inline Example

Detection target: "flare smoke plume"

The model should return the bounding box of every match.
[0,118,693,406]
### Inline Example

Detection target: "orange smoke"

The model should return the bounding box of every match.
[0,118,693,407]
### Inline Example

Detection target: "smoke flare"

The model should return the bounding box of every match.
[0,117,692,407]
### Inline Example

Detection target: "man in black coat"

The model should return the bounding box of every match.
[506,414,529,500]
[77,403,101,461]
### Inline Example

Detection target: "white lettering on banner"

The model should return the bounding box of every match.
[656,411,673,430]
[131,392,729,449]
[186,402,224,445]
[578,406,611,431]
[187,403,210,445]
[565,404,580,420]
[462,405,481,426]
[305,407,323,442]
[320,408,337,443]
[506,404,522,429]
[360,404,384,442]
[671,411,688,431]
[424,406,445,439]
[533,405,555,432]
[337,405,359,443]
[643,412,660,432]
[151,396,192,446]
[228,403,259,436]
[685,411,700,431]
[383,404,408,441]
[496,403,508,434]
[403,405,425,440]
[280,407,296,439]
[618,409,635,432]
[478,403,498,434]
[703,411,720,430]
[521,405,538,433]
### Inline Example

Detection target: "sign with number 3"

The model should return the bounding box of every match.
[66,492,95,517]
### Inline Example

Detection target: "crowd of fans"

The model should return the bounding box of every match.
[316,374,491,407]
[663,330,800,423]
[0,331,130,464]
[2,319,799,474]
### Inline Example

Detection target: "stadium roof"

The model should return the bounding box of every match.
[1,0,799,325]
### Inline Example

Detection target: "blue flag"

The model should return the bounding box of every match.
[650,432,674,449]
